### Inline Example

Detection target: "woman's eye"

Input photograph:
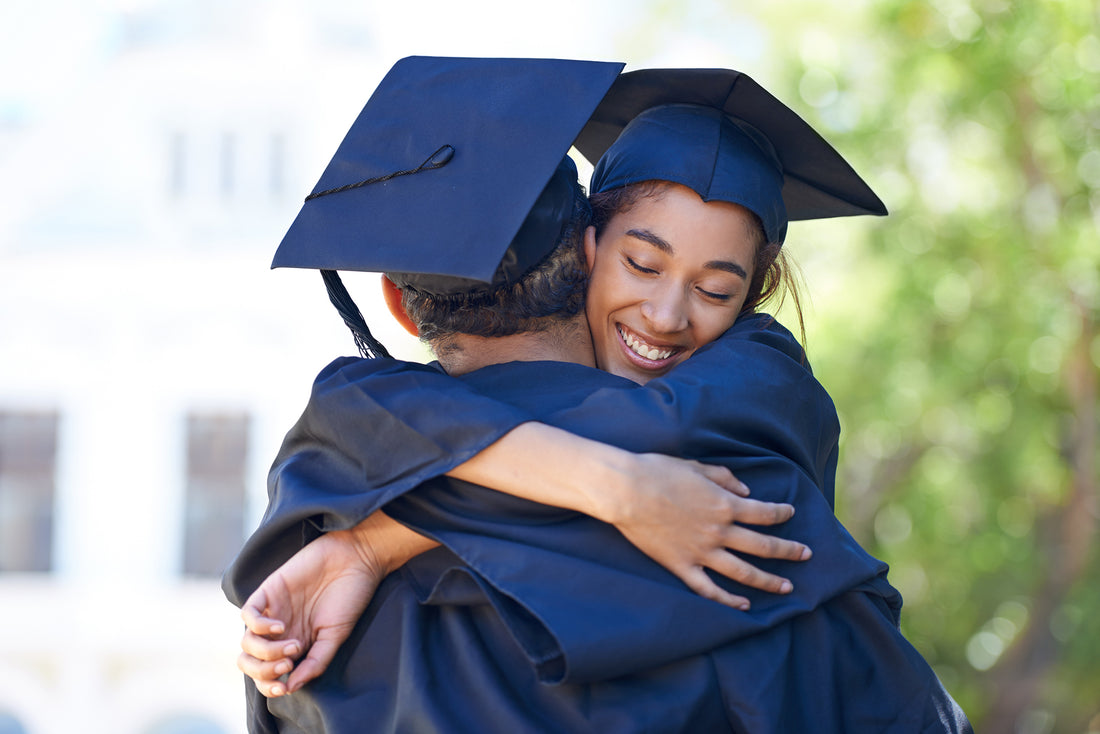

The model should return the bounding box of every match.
[697,287,732,302]
[625,256,659,275]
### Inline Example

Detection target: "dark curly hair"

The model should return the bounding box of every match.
[401,178,591,352]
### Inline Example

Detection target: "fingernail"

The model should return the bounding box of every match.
[739,601,750,611]
[801,547,812,560]
[284,642,300,657]
[275,661,292,675]
[779,580,793,594]
[270,623,285,635]
[270,685,284,697]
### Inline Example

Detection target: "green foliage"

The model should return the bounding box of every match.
[622,0,1097,725]
[749,0,1099,730]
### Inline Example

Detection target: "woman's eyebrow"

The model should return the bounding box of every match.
[625,228,673,253]
[705,260,748,279]
[626,228,748,280]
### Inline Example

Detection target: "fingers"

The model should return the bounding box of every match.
[708,521,815,594]
[697,463,750,497]
[705,549,796,595]
[726,495,796,526]
[238,649,296,698]
[680,566,752,611]
[239,629,346,697]
[724,522,811,562]
[239,631,303,698]
[241,629,301,663]
[241,590,288,636]
[242,608,286,637]
[285,636,341,693]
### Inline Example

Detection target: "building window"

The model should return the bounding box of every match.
[269,132,286,199]
[219,132,236,198]
[144,713,227,734]
[182,412,248,577]
[169,131,187,198]
[0,710,29,734]
[0,411,58,573]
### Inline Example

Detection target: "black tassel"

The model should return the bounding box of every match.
[306,145,454,201]
[321,270,391,359]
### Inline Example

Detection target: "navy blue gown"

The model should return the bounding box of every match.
[224,313,971,733]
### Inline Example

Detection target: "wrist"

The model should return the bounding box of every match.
[347,510,438,574]
[576,446,639,526]
[345,513,394,574]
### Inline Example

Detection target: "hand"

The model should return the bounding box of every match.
[598,454,810,610]
[237,526,386,697]
[236,510,438,697]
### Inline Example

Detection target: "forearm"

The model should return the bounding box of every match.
[447,422,636,523]
[307,356,533,494]
[292,325,823,552]
[307,357,650,526]
[301,315,823,521]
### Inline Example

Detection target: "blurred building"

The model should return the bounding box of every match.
[0,3,423,732]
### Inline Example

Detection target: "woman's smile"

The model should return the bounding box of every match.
[584,182,761,384]
[616,323,683,364]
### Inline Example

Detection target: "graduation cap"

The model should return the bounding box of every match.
[575,68,887,245]
[273,55,624,357]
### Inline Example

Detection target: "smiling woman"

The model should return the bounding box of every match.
[584,181,762,383]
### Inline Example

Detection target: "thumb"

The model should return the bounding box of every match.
[285,632,343,693]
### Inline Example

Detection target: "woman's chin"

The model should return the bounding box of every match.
[604,353,680,385]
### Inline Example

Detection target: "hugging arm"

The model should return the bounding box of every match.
[274,313,821,602]
[233,377,803,697]
[233,314,862,693]
[237,510,440,697]
[273,318,813,607]
[221,356,533,608]
[451,421,807,606]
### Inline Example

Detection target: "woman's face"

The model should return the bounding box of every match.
[584,183,759,384]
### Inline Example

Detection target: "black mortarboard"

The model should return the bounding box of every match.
[576,68,886,245]
[272,56,623,356]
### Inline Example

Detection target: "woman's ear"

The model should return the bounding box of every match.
[583,225,598,272]
[381,275,419,337]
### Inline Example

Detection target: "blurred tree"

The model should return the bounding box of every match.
[623,1,1097,727]
[744,1,1099,730]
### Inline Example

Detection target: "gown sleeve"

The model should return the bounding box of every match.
[308,311,838,507]
[221,355,532,606]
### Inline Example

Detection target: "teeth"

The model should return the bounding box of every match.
[620,327,673,361]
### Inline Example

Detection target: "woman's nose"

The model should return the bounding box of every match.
[640,284,689,334]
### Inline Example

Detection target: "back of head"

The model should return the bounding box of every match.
[400,158,592,351]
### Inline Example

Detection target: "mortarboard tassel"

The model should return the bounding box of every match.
[321,269,391,359]
[306,145,456,359]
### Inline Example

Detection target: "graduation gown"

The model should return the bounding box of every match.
[224,313,971,733]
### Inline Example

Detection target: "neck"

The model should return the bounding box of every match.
[434,317,595,376]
